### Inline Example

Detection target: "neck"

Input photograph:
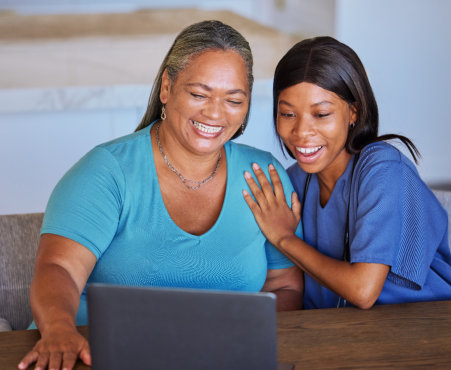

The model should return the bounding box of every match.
[317,152,352,206]
[153,121,223,182]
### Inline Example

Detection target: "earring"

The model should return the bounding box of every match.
[349,122,356,128]
[161,105,167,121]
[241,122,245,135]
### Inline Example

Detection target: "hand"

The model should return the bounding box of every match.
[243,163,301,247]
[18,323,91,370]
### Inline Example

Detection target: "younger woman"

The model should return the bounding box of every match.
[243,36,451,309]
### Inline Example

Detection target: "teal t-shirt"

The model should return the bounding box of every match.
[40,124,300,325]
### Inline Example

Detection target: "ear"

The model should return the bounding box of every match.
[160,68,171,104]
[349,102,358,125]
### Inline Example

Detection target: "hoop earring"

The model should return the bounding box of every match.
[349,122,356,128]
[161,105,167,121]
[241,122,245,135]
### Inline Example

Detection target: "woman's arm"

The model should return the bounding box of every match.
[277,236,389,309]
[243,163,389,309]
[19,234,97,370]
[262,266,303,311]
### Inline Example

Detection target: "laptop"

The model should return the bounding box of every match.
[87,283,288,370]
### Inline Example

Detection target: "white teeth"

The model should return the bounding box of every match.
[296,146,323,154]
[193,120,222,134]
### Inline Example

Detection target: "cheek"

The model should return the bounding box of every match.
[276,122,292,142]
[338,122,351,143]
[321,121,348,142]
[227,104,248,123]
[172,96,200,115]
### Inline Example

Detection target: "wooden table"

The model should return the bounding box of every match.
[1,300,450,369]
[278,300,451,368]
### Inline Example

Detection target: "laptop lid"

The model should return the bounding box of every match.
[87,283,278,370]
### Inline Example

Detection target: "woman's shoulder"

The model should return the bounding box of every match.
[360,141,415,167]
[228,141,272,158]
[227,141,294,189]
[97,126,150,154]
[356,141,439,206]
[360,141,399,160]
[67,127,150,180]
[358,141,419,177]
[227,141,282,168]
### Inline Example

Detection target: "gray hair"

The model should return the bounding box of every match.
[135,20,254,139]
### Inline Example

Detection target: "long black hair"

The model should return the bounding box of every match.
[273,36,419,162]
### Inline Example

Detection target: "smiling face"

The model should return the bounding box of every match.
[159,49,250,157]
[277,82,357,181]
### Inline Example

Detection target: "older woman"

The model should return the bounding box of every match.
[19,21,302,370]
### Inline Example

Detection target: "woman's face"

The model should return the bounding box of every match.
[277,82,356,178]
[160,49,250,156]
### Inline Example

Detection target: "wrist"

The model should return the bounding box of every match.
[38,316,77,336]
[277,233,299,252]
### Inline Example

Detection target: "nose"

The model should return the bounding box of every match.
[202,97,223,120]
[292,116,315,138]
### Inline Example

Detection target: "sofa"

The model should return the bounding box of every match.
[0,213,43,331]
[1,190,450,332]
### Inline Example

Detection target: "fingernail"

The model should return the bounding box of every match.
[242,189,249,196]
[269,164,275,170]
[244,171,251,179]
[252,163,260,170]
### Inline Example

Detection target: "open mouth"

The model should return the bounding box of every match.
[293,145,325,164]
[296,145,323,155]
[192,120,223,134]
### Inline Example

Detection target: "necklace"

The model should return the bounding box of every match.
[155,121,222,191]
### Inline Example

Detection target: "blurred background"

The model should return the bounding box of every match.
[0,0,450,215]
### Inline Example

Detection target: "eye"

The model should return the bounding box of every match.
[227,100,243,106]
[190,92,206,99]
[315,112,331,118]
[279,112,295,118]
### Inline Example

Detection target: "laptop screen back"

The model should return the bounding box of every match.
[87,284,277,370]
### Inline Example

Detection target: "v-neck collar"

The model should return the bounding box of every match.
[146,122,231,239]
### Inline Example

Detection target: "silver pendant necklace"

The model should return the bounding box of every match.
[155,121,222,191]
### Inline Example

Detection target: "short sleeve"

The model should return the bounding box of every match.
[350,147,447,289]
[389,164,447,288]
[41,146,125,258]
[264,158,302,269]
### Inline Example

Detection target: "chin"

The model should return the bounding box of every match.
[296,161,322,174]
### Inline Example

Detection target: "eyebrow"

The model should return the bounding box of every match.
[311,101,333,107]
[278,99,295,108]
[186,83,248,97]
[278,100,333,108]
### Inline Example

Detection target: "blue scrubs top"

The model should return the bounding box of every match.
[288,142,451,309]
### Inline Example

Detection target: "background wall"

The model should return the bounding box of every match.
[335,0,451,186]
[1,0,450,215]
[0,0,335,36]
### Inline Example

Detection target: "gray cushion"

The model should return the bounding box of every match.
[432,189,451,249]
[0,213,43,330]
[0,317,12,332]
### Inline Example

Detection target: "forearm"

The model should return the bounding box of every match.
[30,263,81,334]
[278,236,388,309]
[263,266,303,311]
[272,288,303,311]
